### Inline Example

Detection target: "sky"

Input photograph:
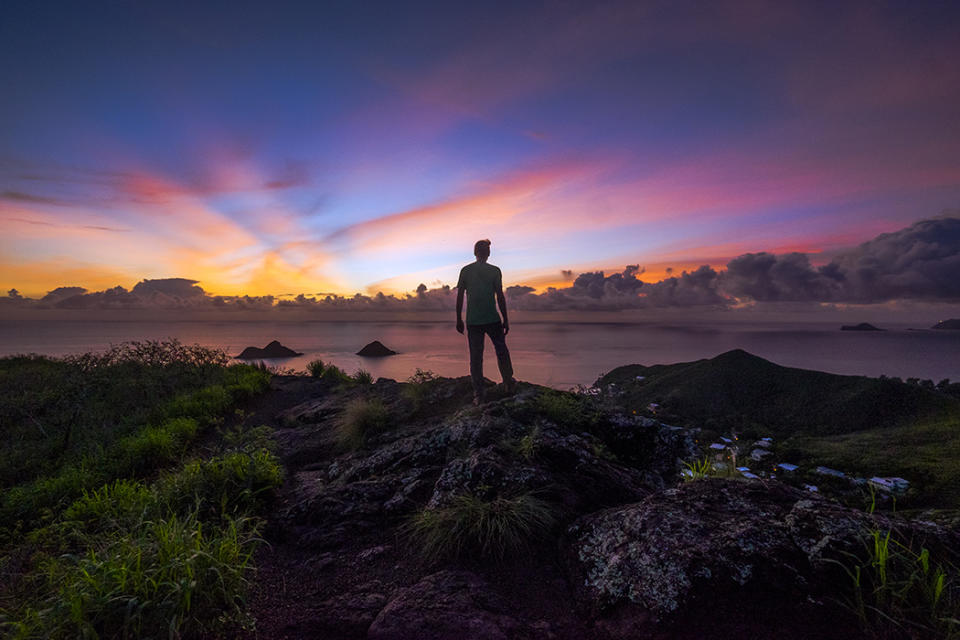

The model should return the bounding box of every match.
[1,0,959,305]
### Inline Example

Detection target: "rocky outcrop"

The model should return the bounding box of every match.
[565,478,955,638]
[368,571,525,640]
[235,340,303,359]
[245,374,957,640]
[357,340,397,357]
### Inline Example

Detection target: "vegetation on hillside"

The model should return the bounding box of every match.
[600,349,960,508]
[0,341,282,638]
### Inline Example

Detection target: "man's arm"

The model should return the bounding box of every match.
[456,287,465,334]
[496,283,509,335]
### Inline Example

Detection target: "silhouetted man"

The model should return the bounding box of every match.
[456,239,515,404]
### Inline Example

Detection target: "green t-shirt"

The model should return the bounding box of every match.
[457,261,502,325]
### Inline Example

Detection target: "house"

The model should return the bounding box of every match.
[740,471,760,480]
[709,443,727,450]
[804,484,819,492]
[869,477,910,493]
[735,466,751,472]
[754,439,772,449]
[776,463,799,473]
[720,437,733,444]
[750,448,772,461]
[814,466,846,478]
[647,402,660,413]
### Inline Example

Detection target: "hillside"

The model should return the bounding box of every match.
[598,349,958,437]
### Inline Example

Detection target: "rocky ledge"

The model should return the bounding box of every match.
[240,374,958,640]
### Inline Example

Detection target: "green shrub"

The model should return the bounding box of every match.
[337,397,390,450]
[404,491,556,561]
[321,364,353,386]
[62,479,154,534]
[158,450,283,518]
[306,359,325,378]
[353,369,374,385]
[531,390,597,431]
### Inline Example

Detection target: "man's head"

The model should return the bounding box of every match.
[474,239,491,260]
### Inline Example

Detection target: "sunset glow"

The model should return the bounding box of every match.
[2,1,959,301]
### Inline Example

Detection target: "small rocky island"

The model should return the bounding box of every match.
[932,318,960,330]
[356,340,397,357]
[235,340,303,359]
[840,322,884,331]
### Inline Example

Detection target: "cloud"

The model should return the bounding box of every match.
[131,278,207,299]
[41,286,88,303]
[7,216,960,313]
[824,216,960,302]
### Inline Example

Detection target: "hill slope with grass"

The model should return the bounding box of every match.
[598,349,958,437]
[4,347,960,639]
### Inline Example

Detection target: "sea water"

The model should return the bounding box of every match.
[1,318,959,389]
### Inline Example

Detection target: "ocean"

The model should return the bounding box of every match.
[2,318,959,389]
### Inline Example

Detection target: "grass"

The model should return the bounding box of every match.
[681,457,714,481]
[833,528,960,639]
[0,341,280,638]
[531,389,599,431]
[781,412,960,508]
[306,359,325,378]
[402,369,437,415]
[501,425,541,461]
[403,491,556,561]
[353,369,373,385]
[336,396,390,450]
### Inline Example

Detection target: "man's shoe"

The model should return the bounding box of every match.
[473,394,484,406]
[502,378,517,394]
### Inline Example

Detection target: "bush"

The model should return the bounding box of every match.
[307,359,325,378]
[353,369,373,385]
[404,491,556,561]
[337,397,390,450]
[321,364,353,386]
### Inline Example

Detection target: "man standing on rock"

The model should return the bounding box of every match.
[456,239,516,404]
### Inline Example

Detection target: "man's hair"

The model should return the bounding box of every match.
[474,239,491,256]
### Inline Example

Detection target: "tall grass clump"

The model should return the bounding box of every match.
[306,359,325,378]
[337,397,390,450]
[681,457,713,481]
[833,528,960,639]
[321,364,353,386]
[531,389,598,431]
[353,369,374,385]
[21,511,261,639]
[404,491,556,561]
[158,450,284,518]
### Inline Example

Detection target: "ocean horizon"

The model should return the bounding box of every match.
[2,318,958,389]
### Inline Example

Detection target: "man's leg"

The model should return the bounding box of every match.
[486,322,515,391]
[467,324,486,403]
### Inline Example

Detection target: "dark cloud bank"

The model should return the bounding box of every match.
[4,216,960,313]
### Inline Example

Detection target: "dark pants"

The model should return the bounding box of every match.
[467,322,514,398]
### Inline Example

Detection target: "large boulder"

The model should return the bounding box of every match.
[564,478,954,639]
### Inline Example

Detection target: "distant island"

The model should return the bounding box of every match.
[932,318,960,330]
[840,322,884,331]
[235,340,303,359]
[356,340,397,357]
